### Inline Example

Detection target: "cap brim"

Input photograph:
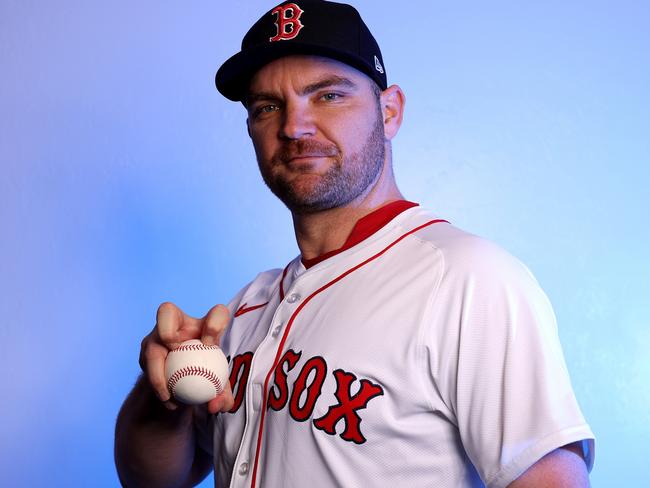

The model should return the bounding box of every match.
[215,42,378,102]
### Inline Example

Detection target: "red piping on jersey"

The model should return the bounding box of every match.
[234,302,269,318]
[249,218,449,488]
[278,263,289,301]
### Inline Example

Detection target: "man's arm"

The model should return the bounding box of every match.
[508,443,590,488]
[114,303,233,487]
[114,375,213,488]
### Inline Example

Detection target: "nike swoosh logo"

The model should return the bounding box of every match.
[234,301,269,318]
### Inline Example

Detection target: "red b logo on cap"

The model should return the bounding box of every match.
[270,3,304,42]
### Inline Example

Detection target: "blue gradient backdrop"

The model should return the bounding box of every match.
[1,1,648,486]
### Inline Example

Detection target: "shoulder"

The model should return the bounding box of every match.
[246,267,285,289]
[226,266,286,312]
[404,209,556,347]
[401,207,537,289]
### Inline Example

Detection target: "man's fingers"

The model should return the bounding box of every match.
[144,340,173,402]
[201,304,230,346]
[156,302,183,349]
[207,380,235,414]
[157,302,202,348]
[202,304,232,414]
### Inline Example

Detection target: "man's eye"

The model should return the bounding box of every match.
[253,104,279,116]
[321,93,341,101]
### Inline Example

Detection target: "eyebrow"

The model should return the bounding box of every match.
[300,75,358,95]
[246,75,359,105]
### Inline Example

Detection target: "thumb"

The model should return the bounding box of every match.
[201,304,230,346]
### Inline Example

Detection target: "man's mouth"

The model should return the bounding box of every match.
[285,153,331,162]
[277,140,339,165]
[280,152,337,168]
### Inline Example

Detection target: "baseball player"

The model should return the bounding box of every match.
[115,1,595,487]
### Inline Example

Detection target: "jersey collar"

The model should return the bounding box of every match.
[301,200,419,269]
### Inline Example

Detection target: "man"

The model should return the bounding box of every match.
[115,1,595,487]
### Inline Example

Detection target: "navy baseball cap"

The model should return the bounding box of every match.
[215,0,387,102]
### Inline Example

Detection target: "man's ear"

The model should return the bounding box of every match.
[380,84,406,140]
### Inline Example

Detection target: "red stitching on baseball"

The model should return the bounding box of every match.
[167,366,224,397]
[173,343,221,352]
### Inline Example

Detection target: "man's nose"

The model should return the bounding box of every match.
[279,102,316,140]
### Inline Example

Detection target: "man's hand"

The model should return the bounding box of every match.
[139,302,235,414]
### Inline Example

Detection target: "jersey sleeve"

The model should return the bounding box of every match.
[421,236,595,487]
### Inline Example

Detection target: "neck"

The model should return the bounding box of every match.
[291,160,403,261]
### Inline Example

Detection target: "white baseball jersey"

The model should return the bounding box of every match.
[195,203,595,488]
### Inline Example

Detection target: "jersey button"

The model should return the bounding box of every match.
[271,325,282,338]
[287,293,301,303]
[238,461,249,476]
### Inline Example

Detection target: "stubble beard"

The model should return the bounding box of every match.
[258,111,386,215]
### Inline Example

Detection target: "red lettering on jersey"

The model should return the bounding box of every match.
[268,349,302,411]
[313,369,384,444]
[290,356,328,422]
[228,352,253,413]
[269,3,304,42]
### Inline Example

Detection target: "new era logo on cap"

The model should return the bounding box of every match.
[374,55,384,74]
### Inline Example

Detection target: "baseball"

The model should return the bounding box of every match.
[165,339,229,405]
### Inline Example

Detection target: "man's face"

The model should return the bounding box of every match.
[246,55,386,214]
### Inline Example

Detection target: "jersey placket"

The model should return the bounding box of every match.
[229,260,307,488]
